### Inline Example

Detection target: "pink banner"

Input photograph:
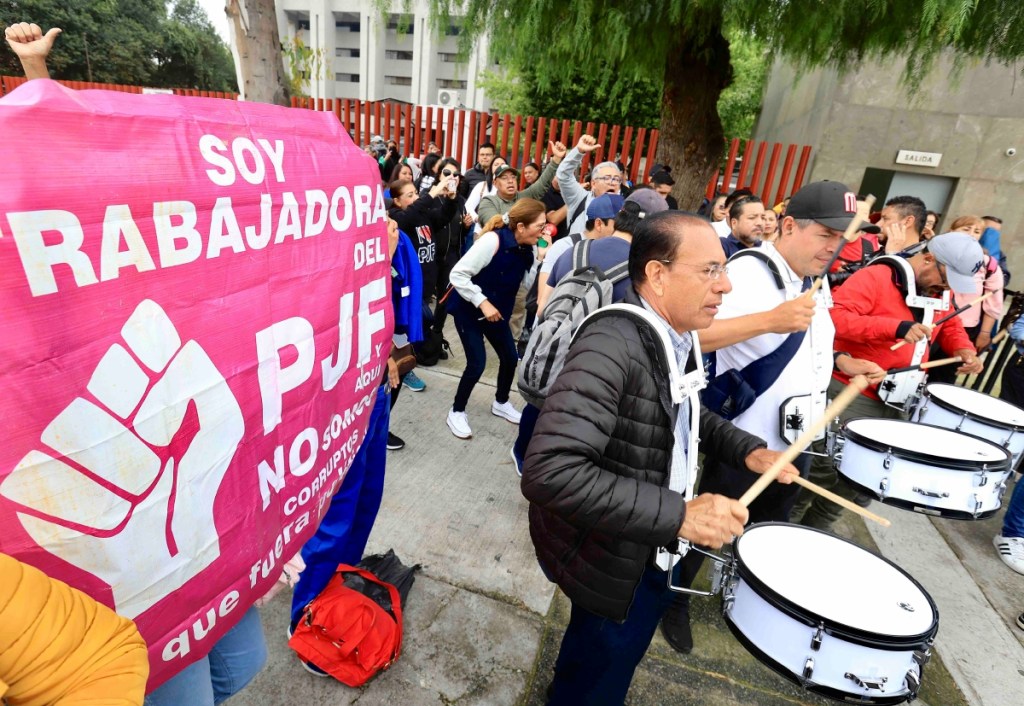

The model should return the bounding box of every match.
[0,81,392,689]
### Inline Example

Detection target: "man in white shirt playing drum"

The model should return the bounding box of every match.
[660,181,886,654]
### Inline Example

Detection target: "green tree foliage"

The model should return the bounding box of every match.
[1,0,236,91]
[421,0,1024,207]
[480,28,768,142]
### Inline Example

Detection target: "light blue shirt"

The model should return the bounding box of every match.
[639,298,693,476]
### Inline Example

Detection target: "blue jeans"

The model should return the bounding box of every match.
[290,383,391,627]
[451,311,518,413]
[144,606,266,706]
[548,564,678,705]
[1002,473,1024,538]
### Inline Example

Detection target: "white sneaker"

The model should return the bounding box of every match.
[447,408,472,439]
[993,534,1024,575]
[492,400,522,424]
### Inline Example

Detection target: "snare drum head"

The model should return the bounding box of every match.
[845,418,1009,467]
[735,524,935,638]
[925,383,1024,430]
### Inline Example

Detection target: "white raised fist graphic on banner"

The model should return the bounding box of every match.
[0,300,244,618]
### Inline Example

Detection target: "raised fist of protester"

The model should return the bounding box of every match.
[429,180,448,198]
[0,300,245,619]
[768,295,816,333]
[4,22,60,60]
[549,140,568,164]
[901,322,933,344]
[576,135,601,154]
[678,494,748,549]
[743,448,800,484]
[954,348,984,375]
[835,354,887,384]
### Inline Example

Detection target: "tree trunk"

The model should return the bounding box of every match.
[657,27,732,211]
[227,0,290,105]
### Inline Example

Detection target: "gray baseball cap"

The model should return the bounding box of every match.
[927,232,985,292]
[625,189,668,218]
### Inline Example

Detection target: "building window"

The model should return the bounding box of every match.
[335,48,360,58]
[336,12,360,32]
[385,75,413,86]
[437,79,467,90]
[386,19,414,33]
[445,25,461,36]
[336,21,361,32]
[296,19,310,31]
[335,73,360,83]
[385,50,414,61]
[438,52,461,63]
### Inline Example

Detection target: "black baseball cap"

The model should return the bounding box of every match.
[786,181,879,233]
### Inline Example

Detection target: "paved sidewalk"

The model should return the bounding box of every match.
[234,350,1023,705]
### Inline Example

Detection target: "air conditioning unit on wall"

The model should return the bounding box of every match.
[437,89,462,107]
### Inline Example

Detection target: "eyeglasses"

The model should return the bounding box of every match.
[659,261,730,280]
[441,168,457,177]
[593,176,623,184]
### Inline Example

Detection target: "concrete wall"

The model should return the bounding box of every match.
[755,53,1024,275]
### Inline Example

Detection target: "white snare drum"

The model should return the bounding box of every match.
[839,418,1012,520]
[724,523,937,704]
[912,383,1024,469]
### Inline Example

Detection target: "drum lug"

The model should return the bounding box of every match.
[879,477,889,500]
[810,622,825,651]
[975,469,989,487]
[905,668,921,699]
[845,672,888,690]
[802,657,814,682]
[997,479,1009,502]
[883,450,894,470]
[913,644,932,666]
[912,486,950,499]
[955,412,967,432]
[972,493,984,518]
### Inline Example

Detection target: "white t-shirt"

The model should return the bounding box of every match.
[712,219,731,237]
[540,234,582,277]
[713,242,835,450]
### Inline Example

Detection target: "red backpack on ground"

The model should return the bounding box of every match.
[288,564,403,686]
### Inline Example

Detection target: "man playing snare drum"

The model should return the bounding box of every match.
[661,181,886,654]
[791,231,984,531]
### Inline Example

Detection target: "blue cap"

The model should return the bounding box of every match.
[587,193,625,220]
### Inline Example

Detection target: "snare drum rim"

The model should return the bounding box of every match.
[922,383,1024,432]
[843,418,1012,472]
[733,523,939,649]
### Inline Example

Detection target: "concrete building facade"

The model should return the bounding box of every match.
[275,0,493,111]
[754,54,1024,273]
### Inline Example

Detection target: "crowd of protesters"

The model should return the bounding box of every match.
[5,19,1024,706]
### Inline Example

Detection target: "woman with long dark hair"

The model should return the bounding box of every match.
[416,153,442,194]
[445,199,547,439]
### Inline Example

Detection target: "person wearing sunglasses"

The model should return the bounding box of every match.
[659,180,887,655]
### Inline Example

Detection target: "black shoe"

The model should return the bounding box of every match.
[386,432,405,451]
[1017,612,1024,631]
[660,595,693,654]
[852,491,873,508]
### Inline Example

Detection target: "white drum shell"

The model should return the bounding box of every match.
[839,431,1008,517]
[727,578,920,699]
[913,390,1024,469]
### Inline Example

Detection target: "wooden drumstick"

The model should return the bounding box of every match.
[805,194,876,297]
[791,476,891,528]
[885,355,962,376]
[739,375,870,507]
[890,292,994,351]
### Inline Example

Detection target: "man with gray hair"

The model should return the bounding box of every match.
[557,135,623,236]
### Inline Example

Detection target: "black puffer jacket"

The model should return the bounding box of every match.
[521,294,767,622]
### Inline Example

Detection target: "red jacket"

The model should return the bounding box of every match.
[831,262,975,400]
[830,234,880,273]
